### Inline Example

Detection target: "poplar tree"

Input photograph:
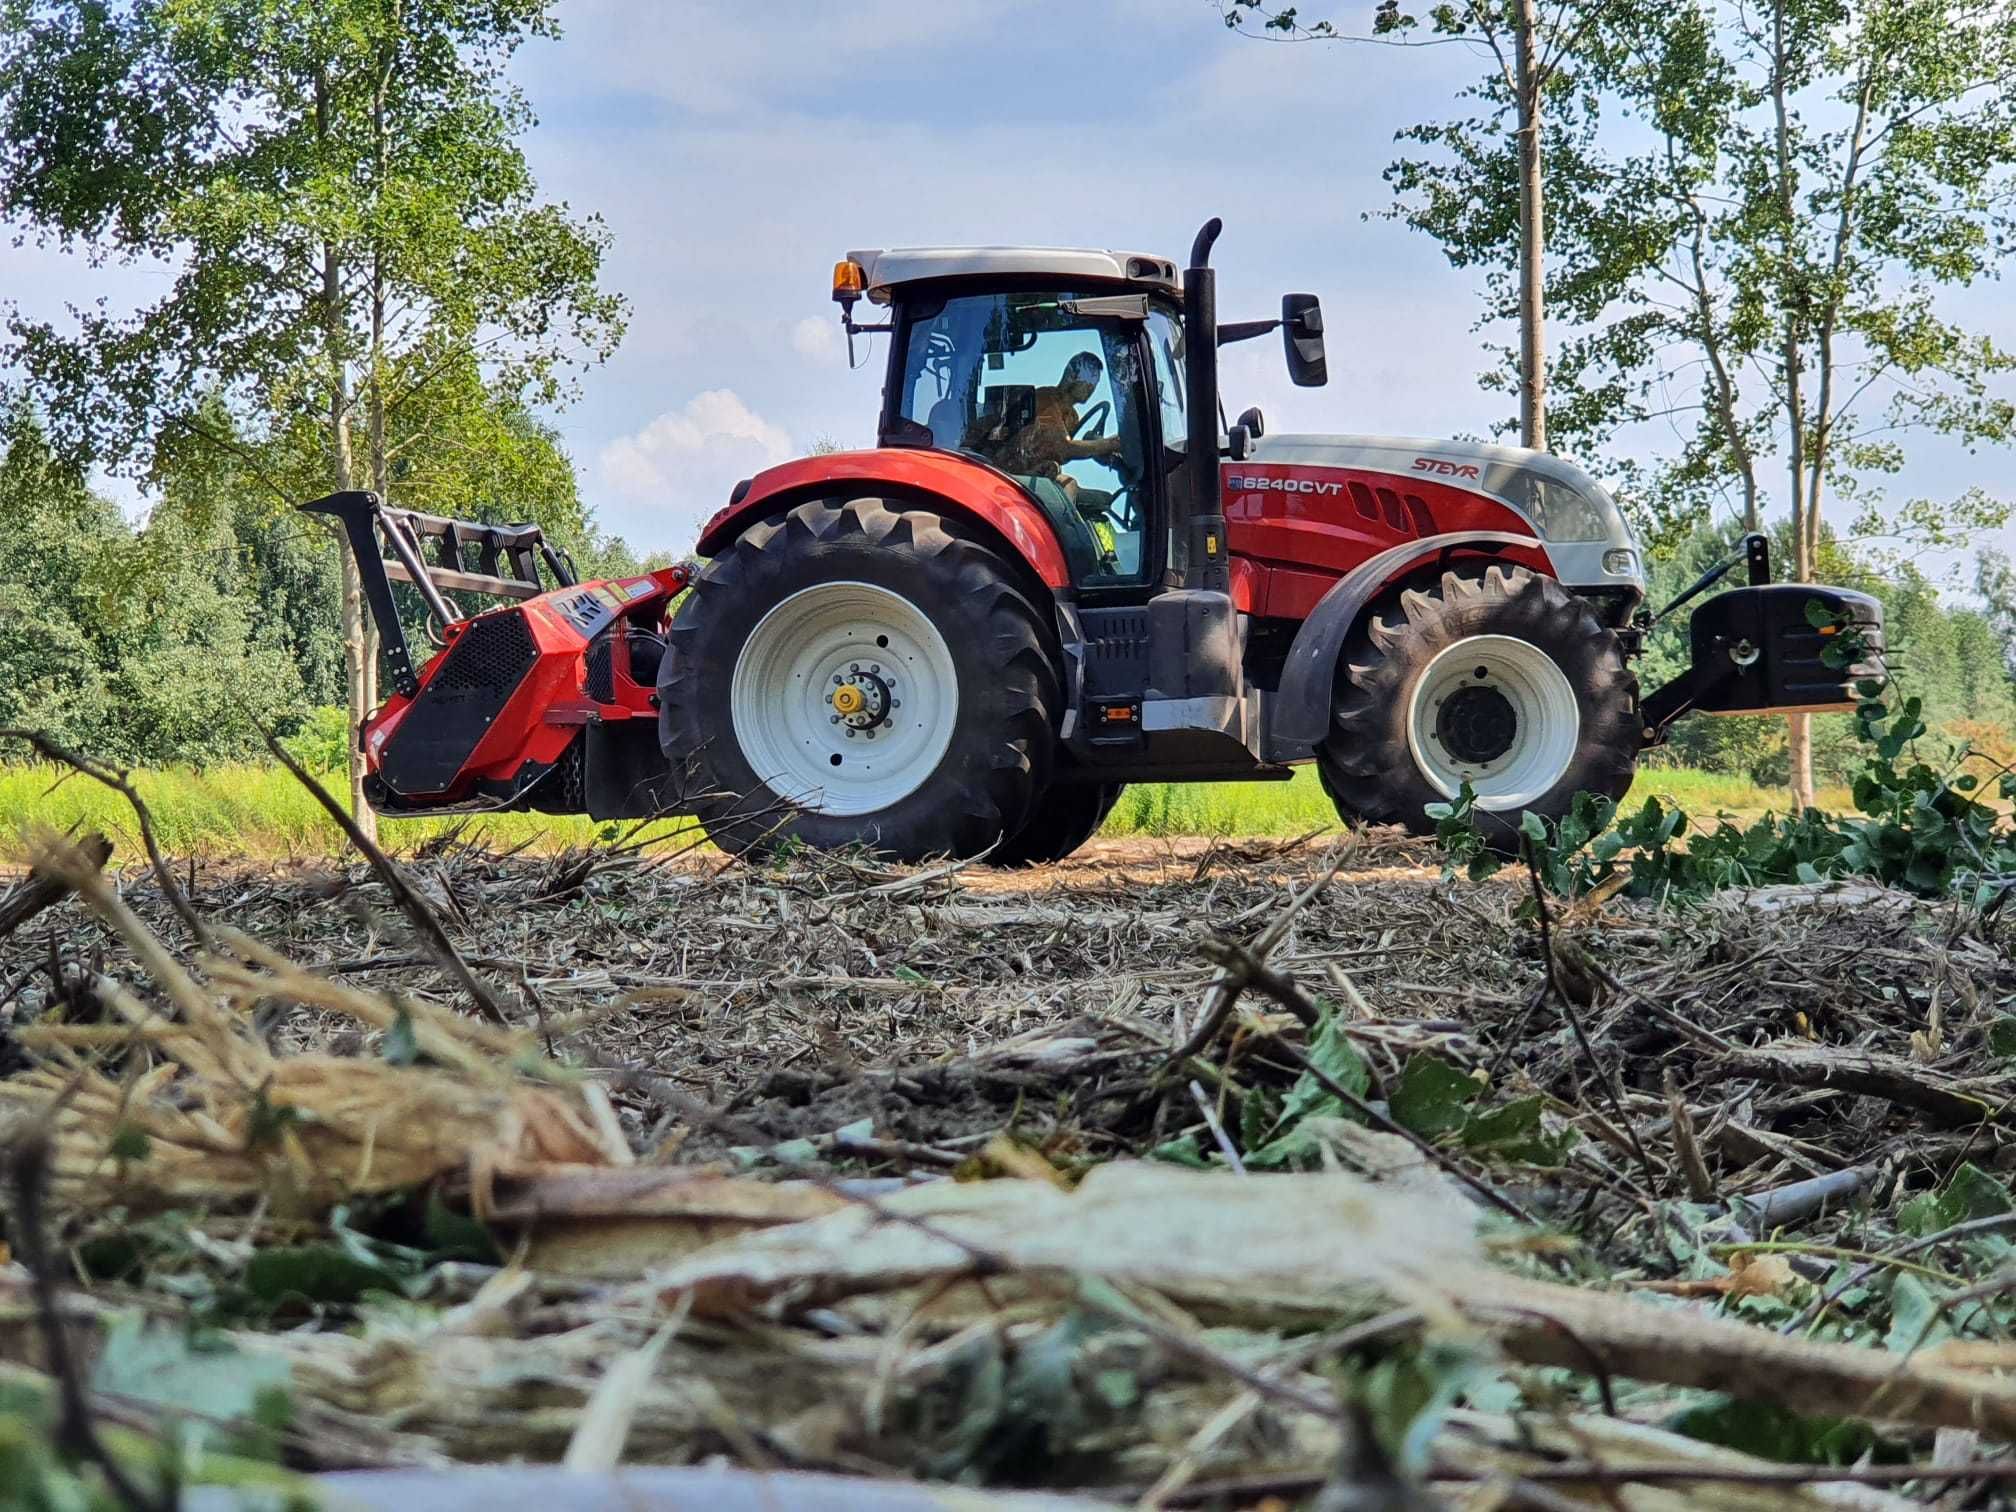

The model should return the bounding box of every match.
[0,0,624,831]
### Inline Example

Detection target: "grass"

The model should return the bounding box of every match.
[0,758,1850,859]
[0,763,612,860]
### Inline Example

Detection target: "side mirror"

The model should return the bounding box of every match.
[1236,405,1266,439]
[1282,293,1327,388]
[1227,423,1252,462]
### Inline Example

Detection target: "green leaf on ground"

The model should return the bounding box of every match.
[244,1243,412,1308]
[1391,1053,1481,1138]
[1459,1096,1576,1166]
[1667,1393,1876,1465]
[1885,1273,1953,1355]
[1897,1163,2013,1236]
[91,1315,292,1442]
[1276,1008,1370,1127]
[1148,1133,1212,1168]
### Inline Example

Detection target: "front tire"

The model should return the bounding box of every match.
[660,497,1059,862]
[1316,564,1638,842]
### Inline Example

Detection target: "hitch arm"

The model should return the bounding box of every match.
[1642,532,1771,632]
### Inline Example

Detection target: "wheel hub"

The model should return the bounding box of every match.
[829,667,893,730]
[1435,682,1518,765]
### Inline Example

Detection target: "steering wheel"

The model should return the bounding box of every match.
[1072,400,1111,440]
[1087,447,1144,531]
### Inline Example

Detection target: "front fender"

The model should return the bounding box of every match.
[1261,532,1554,761]
[695,449,1073,591]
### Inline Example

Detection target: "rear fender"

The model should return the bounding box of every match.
[1261,533,1554,761]
[696,450,1072,592]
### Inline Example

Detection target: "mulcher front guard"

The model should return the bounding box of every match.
[300,490,690,818]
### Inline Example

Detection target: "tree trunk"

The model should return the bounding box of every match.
[366,258,388,720]
[1768,0,1813,812]
[331,384,374,842]
[318,66,375,842]
[1515,0,1546,452]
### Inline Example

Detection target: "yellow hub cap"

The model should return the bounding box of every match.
[832,684,865,716]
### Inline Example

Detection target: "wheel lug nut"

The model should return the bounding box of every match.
[830,714,839,724]
[850,663,859,673]
[864,729,875,739]
[891,700,901,709]
[870,663,880,674]
[832,674,843,685]
[846,729,856,738]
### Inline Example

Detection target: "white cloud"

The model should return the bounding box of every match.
[597,389,796,549]
[790,315,845,366]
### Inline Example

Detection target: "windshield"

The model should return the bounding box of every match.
[892,290,1151,585]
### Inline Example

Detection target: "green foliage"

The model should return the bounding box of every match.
[1389,1052,1479,1137]
[0,409,322,763]
[0,1403,314,1511]
[0,0,630,770]
[92,1314,293,1447]
[1896,1163,2015,1238]
[0,0,625,480]
[0,409,123,749]
[1160,1006,1574,1172]
[1665,1393,1879,1466]
[278,705,350,773]
[1436,618,2016,905]
[1389,1051,1577,1165]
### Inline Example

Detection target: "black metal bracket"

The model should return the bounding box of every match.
[1746,532,1772,586]
[836,303,893,370]
[1216,318,1281,345]
[300,490,570,700]
[1634,534,1774,746]
[1638,660,1733,747]
[302,491,422,698]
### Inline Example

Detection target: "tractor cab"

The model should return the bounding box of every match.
[879,285,1177,588]
[834,234,1323,610]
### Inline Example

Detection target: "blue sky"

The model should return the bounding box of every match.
[509,0,1572,551]
[6,0,2013,570]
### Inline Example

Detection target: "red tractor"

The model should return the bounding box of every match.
[307,219,1883,863]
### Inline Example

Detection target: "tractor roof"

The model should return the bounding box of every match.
[845,246,1180,301]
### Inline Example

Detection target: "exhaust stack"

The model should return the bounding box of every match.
[1182,218,1226,594]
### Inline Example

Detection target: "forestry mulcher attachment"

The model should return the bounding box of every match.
[308,218,1883,863]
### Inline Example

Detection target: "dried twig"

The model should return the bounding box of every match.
[258,723,511,1026]
[0,730,204,947]
[1664,1071,1716,1203]
[6,1131,171,1512]
[0,831,113,943]
[1522,842,1660,1196]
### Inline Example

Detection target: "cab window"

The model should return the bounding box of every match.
[894,291,1151,586]
[1147,306,1187,451]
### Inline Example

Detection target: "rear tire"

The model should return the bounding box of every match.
[660,497,1059,862]
[991,779,1123,867]
[1316,564,1638,844]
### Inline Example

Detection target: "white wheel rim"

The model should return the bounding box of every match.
[730,581,959,817]
[1405,634,1580,809]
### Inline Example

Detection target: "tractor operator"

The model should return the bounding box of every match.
[991,351,1125,499]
